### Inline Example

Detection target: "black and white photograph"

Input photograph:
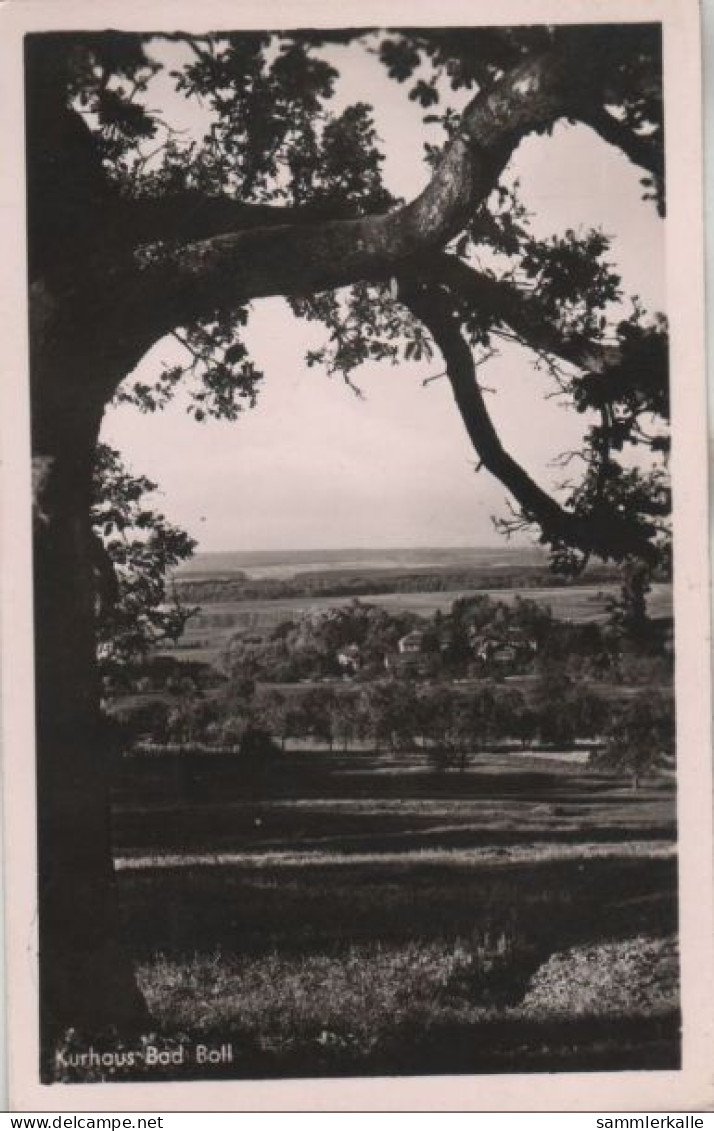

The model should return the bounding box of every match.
[1,0,711,1111]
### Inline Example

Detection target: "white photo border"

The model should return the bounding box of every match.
[0,0,711,1112]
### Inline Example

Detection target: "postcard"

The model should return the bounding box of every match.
[0,0,711,1112]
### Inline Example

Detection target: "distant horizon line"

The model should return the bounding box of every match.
[184,543,540,555]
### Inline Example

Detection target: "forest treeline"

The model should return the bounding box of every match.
[173,564,621,605]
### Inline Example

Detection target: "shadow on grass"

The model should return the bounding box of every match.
[52,1009,680,1084]
[118,853,678,962]
[303,1009,681,1078]
[114,752,669,806]
[110,751,675,861]
[113,812,676,860]
[90,751,680,1086]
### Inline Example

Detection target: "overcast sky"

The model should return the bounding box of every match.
[101,33,666,552]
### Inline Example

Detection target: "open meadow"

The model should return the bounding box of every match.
[79,548,678,1082]
[74,748,681,1081]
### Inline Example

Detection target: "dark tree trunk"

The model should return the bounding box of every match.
[31,348,150,1076]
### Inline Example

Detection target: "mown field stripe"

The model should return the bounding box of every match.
[114,840,676,871]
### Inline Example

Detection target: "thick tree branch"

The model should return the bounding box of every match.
[115,193,364,247]
[580,106,664,180]
[33,36,634,411]
[422,253,621,374]
[399,279,658,564]
[126,42,609,330]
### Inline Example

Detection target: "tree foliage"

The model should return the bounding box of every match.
[594,691,675,786]
[91,443,197,673]
[29,24,669,574]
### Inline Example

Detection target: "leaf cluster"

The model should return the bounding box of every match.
[91,444,197,671]
[117,307,263,421]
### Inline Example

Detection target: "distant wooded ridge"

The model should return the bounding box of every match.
[173,563,623,604]
[174,546,551,578]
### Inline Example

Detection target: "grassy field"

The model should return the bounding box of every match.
[52,749,681,1082]
[170,583,673,665]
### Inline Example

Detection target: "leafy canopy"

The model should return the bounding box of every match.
[30,26,669,577]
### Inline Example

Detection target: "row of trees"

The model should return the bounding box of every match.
[121,675,673,776]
